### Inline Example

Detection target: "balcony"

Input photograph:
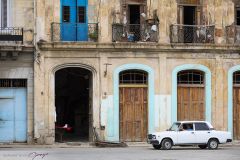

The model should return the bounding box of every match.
[112,23,159,42]
[51,23,98,42]
[226,25,240,44]
[170,24,215,44]
[0,27,23,43]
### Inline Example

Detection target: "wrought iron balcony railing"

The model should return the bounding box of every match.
[112,23,159,42]
[51,23,98,42]
[0,27,23,43]
[226,25,240,44]
[170,24,215,44]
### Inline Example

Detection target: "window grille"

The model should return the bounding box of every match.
[78,6,85,23]
[178,0,202,5]
[0,79,27,88]
[177,70,204,84]
[233,71,240,84]
[62,6,70,22]
[119,70,147,84]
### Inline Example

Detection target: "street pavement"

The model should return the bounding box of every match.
[0,145,240,160]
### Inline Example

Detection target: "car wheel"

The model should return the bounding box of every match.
[208,139,219,150]
[161,139,172,150]
[198,145,207,149]
[153,144,161,150]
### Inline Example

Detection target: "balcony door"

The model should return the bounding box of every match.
[61,0,88,41]
[183,6,196,43]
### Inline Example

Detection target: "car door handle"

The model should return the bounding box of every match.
[207,132,210,133]
[191,132,194,134]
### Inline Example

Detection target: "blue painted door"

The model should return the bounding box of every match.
[61,0,88,41]
[0,89,27,142]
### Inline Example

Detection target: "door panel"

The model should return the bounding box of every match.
[177,131,196,144]
[61,0,77,41]
[0,98,14,142]
[233,87,240,140]
[0,88,27,142]
[77,0,88,41]
[178,86,205,121]
[14,89,27,142]
[120,87,147,142]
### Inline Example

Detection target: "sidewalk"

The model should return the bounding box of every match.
[0,141,239,148]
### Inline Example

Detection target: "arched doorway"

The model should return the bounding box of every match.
[55,67,92,142]
[119,70,148,142]
[233,71,240,140]
[177,70,205,121]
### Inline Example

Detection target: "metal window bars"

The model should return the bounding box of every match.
[112,23,159,42]
[226,25,240,44]
[0,79,27,88]
[233,71,240,85]
[177,70,204,85]
[51,22,98,42]
[170,24,215,44]
[119,70,148,84]
[0,27,23,43]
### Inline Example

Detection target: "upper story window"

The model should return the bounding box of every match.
[0,0,11,27]
[177,0,203,25]
[236,7,240,25]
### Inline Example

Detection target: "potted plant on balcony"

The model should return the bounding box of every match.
[88,31,98,42]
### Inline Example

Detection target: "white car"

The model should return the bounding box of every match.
[147,121,232,150]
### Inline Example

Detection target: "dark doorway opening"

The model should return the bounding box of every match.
[128,5,141,41]
[183,6,196,43]
[55,67,92,142]
[236,8,240,25]
[129,5,140,24]
[184,6,196,25]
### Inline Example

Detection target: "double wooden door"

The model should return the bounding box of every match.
[233,87,240,140]
[177,85,205,121]
[120,87,148,142]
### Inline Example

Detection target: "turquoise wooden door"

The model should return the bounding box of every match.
[61,0,88,41]
[0,88,27,142]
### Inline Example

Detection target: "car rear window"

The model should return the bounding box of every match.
[195,123,209,131]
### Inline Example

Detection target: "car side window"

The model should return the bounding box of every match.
[195,123,210,131]
[181,123,193,131]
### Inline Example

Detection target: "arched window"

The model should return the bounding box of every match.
[177,70,204,85]
[119,70,147,84]
[233,71,240,85]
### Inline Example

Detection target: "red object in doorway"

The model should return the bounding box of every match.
[55,124,73,133]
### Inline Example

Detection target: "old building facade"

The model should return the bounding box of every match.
[1,0,240,145]
[32,0,240,144]
[0,0,34,143]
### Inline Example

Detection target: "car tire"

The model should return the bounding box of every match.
[208,139,219,150]
[153,144,161,150]
[198,145,207,149]
[161,139,172,150]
